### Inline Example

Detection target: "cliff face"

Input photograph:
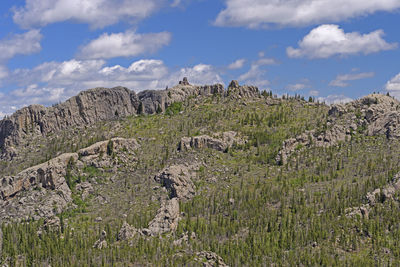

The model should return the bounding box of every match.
[0,86,139,159]
[0,81,259,159]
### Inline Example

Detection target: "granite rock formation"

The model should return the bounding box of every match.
[178,131,245,152]
[1,80,260,160]
[277,94,400,164]
[0,137,139,222]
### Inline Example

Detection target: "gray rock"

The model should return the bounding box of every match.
[148,198,180,235]
[195,251,228,267]
[154,165,196,200]
[0,87,139,160]
[178,131,244,152]
[93,230,107,249]
[227,80,260,99]
[118,221,138,241]
[278,93,400,164]
[0,137,138,222]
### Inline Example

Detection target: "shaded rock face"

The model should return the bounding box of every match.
[0,82,236,160]
[137,83,224,114]
[143,164,198,236]
[179,131,245,152]
[148,198,180,235]
[227,80,260,99]
[195,251,228,267]
[277,94,400,164]
[118,221,138,241]
[0,137,139,222]
[0,87,139,160]
[154,164,196,200]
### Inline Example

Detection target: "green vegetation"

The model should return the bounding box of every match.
[2,94,400,266]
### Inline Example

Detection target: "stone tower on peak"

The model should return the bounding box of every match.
[179,77,190,86]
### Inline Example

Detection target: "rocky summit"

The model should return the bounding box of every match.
[2,79,400,266]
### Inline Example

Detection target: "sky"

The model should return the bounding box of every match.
[1,0,400,117]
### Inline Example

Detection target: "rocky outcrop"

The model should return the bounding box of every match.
[0,137,139,222]
[0,87,139,160]
[178,131,245,152]
[277,94,400,164]
[154,164,196,200]
[195,251,228,267]
[118,221,138,241]
[227,80,260,99]
[138,83,224,114]
[346,172,400,219]
[148,198,180,235]
[1,80,260,160]
[93,230,107,249]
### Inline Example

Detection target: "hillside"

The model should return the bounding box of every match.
[1,79,400,266]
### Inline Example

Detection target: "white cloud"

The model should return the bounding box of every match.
[0,65,8,79]
[79,31,171,59]
[329,71,375,87]
[287,83,309,91]
[228,59,246,69]
[0,30,42,62]
[287,25,397,59]
[215,0,400,28]
[386,74,400,96]
[317,94,353,104]
[167,64,224,86]
[0,58,223,115]
[171,0,181,7]
[13,0,175,29]
[238,57,277,86]
[309,90,319,96]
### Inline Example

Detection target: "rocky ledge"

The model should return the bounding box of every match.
[277,94,400,164]
[0,79,259,160]
[0,137,139,222]
[178,131,245,152]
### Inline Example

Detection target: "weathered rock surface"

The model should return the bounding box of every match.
[346,172,400,218]
[93,230,107,249]
[179,131,245,152]
[148,198,180,235]
[138,83,224,114]
[118,221,138,241]
[227,80,260,99]
[195,251,228,267]
[278,94,400,164]
[76,182,94,200]
[0,137,139,222]
[1,80,259,160]
[0,87,139,160]
[154,164,196,200]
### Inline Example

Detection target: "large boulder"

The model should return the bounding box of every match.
[148,198,180,235]
[178,131,244,152]
[154,165,196,200]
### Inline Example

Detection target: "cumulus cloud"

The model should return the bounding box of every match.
[287,83,309,91]
[78,31,171,59]
[386,73,400,98]
[13,0,176,29]
[228,59,246,69]
[0,30,42,62]
[238,57,277,87]
[287,25,397,59]
[0,65,8,79]
[309,90,319,96]
[215,0,400,28]
[317,94,353,104]
[329,71,375,87]
[0,58,223,115]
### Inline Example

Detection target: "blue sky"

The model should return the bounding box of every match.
[1,0,400,117]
